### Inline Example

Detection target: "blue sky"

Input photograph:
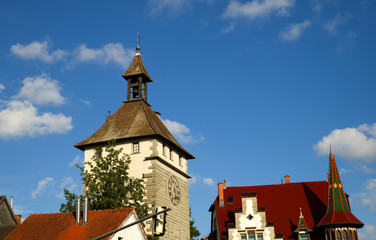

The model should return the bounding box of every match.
[1,0,376,239]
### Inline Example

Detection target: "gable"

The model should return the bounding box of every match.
[212,181,328,240]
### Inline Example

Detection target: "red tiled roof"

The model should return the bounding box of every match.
[74,99,194,159]
[4,208,137,240]
[213,181,329,240]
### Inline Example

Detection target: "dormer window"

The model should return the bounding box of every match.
[299,234,308,240]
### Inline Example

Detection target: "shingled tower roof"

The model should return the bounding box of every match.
[122,50,152,82]
[75,43,194,159]
[317,146,363,228]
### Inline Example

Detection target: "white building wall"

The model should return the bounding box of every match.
[109,212,147,240]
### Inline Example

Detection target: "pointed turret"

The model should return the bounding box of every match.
[122,35,152,102]
[299,208,307,228]
[294,208,312,238]
[317,146,363,228]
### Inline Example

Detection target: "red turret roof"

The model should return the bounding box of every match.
[317,147,363,228]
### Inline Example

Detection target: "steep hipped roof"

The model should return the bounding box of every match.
[122,52,153,82]
[317,148,363,228]
[0,196,18,239]
[4,208,141,240]
[75,99,194,159]
[212,181,328,240]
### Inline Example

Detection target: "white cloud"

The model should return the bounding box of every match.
[339,168,350,175]
[31,177,55,199]
[359,224,376,240]
[10,40,134,68]
[221,22,236,34]
[10,41,67,63]
[366,179,376,191]
[80,99,91,106]
[12,204,32,219]
[55,176,79,200]
[280,20,311,41]
[312,0,322,14]
[324,12,353,35]
[69,155,84,167]
[189,174,215,187]
[162,118,204,144]
[0,83,5,92]
[72,43,134,67]
[222,0,295,20]
[356,164,374,174]
[148,0,190,17]
[313,123,376,163]
[361,179,376,212]
[188,175,197,185]
[0,100,72,139]
[203,177,215,186]
[16,74,65,105]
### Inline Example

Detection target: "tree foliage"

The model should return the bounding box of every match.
[60,141,148,218]
[190,208,201,239]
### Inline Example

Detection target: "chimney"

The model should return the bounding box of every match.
[155,111,161,119]
[10,196,14,209]
[74,197,81,225]
[15,215,22,225]
[224,179,227,189]
[284,175,290,183]
[82,196,89,225]
[218,182,224,208]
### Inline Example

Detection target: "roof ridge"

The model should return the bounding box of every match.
[224,180,327,189]
[139,100,159,135]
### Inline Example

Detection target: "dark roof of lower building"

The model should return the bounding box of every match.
[212,181,329,240]
[74,99,194,159]
[0,226,17,240]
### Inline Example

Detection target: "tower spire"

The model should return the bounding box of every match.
[122,34,153,102]
[317,145,363,228]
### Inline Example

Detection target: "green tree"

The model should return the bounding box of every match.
[60,141,148,218]
[190,208,201,240]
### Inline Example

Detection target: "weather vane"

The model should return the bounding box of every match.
[136,32,140,53]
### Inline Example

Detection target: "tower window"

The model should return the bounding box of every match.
[133,143,140,153]
[256,233,263,240]
[228,196,233,203]
[240,234,246,240]
[162,145,166,156]
[96,149,102,160]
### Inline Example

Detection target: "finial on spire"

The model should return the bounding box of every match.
[329,144,334,159]
[136,32,140,54]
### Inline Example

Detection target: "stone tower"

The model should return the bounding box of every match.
[75,43,194,240]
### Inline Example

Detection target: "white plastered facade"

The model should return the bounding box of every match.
[227,196,280,240]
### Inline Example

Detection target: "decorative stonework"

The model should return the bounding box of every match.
[228,195,276,240]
